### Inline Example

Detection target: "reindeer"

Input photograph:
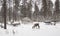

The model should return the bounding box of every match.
[44,21,56,25]
[53,21,56,25]
[32,23,40,29]
[44,22,52,25]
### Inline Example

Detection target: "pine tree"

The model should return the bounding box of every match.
[46,0,53,20]
[33,3,39,21]
[27,0,32,19]
[22,0,27,5]
[20,5,27,18]
[0,1,4,23]
[53,0,60,21]
[42,0,53,20]
[20,0,27,18]
[42,0,47,18]
[9,0,12,21]
[13,0,20,21]
[8,7,13,21]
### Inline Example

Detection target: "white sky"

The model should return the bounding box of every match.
[51,0,56,4]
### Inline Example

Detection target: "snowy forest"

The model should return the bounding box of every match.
[0,0,60,36]
[0,0,60,29]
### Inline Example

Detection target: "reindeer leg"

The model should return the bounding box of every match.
[53,22,56,26]
[37,25,40,29]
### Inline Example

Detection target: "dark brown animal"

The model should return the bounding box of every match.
[44,21,56,25]
[44,22,52,25]
[32,23,40,29]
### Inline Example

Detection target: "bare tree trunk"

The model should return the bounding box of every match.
[3,0,7,29]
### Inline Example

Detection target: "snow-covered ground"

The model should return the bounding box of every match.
[0,22,60,36]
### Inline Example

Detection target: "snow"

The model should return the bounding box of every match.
[51,0,56,4]
[0,22,60,36]
[0,0,60,36]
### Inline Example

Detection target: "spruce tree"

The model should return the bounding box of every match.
[20,0,27,18]
[42,0,47,18]
[13,0,20,21]
[53,0,60,21]
[33,3,39,21]
[46,0,53,20]
[42,0,53,20]
[27,0,32,19]
[9,0,12,21]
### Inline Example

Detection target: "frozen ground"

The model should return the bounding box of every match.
[0,22,60,36]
